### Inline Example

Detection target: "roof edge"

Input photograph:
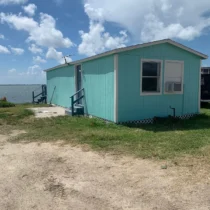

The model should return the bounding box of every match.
[44,63,69,72]
[44,39,208,72]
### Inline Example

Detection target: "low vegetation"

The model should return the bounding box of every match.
[0,97,15,108]
[1,104,210,160]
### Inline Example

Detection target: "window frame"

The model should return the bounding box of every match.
[164,60,184,95]
[140,59,163,96]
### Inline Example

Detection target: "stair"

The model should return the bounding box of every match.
[65,104,84,116]
[32,85,47,104]
[35,96,47,104]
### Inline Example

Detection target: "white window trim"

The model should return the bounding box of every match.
[140,59,163,96]
[164,60,184,95]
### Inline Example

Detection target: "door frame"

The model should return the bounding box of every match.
[74,64,83,105]
[75,64,82,92]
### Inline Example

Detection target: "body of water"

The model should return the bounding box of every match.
[0,85,45,104]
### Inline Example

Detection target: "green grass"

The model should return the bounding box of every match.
[1,104,210,160]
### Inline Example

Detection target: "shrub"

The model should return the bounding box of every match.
[0,97,7,102]
[0,100,15,108]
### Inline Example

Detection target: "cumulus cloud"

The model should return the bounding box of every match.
[33,56,46,64]
[22,4,37,16]
[0,34,4,39]
[19,65,41,76]
[0,45,10,54]
[53,0,64,6]
[46,48,70,64]
[0,0,27,5]
[78,3,128,56]
[46,47,72,64]
[84,0,210,42]
[0,12,74,48]
[8,68,16,73]
[10,47,24,55]
[78,22,128,56]
[28,44,43,54]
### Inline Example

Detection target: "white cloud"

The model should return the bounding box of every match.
[46,47,72,64]
[28,44,43,54]
[53,0,63,5]
[33,56,46,63]
[78,22,128,56]
[19,65,41,76]
[8,68,16,73]
[0,12,74,48]
[0,34,4,39]
[22,4,37,16]
[0,45,10,54]
[84,0,210,42]
[78,2,128,56]
[16,65,46,83]
[10,47,24,55]
[0,0,27,5]
[0,13,37,31]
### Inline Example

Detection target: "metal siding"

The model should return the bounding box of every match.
[82,55,114,121]
[118,43,201,122]
[46,65,75,108]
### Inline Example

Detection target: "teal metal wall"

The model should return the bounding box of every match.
[82,55,115,121]
[47,65,75,108]
[118,43,201,122]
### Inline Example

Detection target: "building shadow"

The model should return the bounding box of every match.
[122,113,210,133]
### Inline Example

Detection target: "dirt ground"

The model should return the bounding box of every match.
[0,131,210,210]
[29,107,66,118]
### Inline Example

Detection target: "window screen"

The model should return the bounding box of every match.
[165,61,183,93]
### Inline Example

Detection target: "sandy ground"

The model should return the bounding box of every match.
[0,131,210,210]
[29,107,66,118]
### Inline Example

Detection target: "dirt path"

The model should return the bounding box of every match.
[0,131,210,210]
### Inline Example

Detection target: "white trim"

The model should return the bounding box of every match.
[114,54,118,123]
[199,60,201,113]
[140,59,163,96]
[201,100,210,102]
[75,63,82,92]
[74,65,77,92]
[44,39,208,72]
[164,60,184,95]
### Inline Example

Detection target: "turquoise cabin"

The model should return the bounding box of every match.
[45,39,208,123]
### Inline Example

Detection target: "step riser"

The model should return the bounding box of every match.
[66,107,84,116]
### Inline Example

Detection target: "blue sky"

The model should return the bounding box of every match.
[0,0,210,84]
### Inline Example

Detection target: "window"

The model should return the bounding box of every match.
[141,60,162,94]
[164,61,184,94]
[201,68,210,75]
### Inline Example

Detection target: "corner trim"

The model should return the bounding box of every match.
[198,60,201,113]
[114,54,118,123]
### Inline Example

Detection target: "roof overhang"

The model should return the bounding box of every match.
[44,39,208,72]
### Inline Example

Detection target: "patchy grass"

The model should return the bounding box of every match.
[1,104,210,160]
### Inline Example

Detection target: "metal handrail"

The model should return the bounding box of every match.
[70,88,84,116]
[70,88,84,98]
[32,85,47,104]
[33,92,43,99]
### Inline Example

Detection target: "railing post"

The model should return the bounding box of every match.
[71,96,74,116]
[32,91,35,103]
[42,85,44,97]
